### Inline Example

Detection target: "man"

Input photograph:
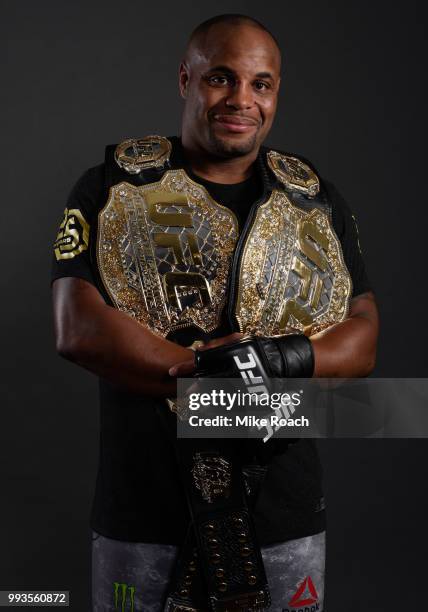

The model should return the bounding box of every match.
[52,14,378,612]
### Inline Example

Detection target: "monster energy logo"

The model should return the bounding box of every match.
[113,582,135,612]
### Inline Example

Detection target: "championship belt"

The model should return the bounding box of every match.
[98,162,239,338]
[100,136,352,612]
[234,150,351,337]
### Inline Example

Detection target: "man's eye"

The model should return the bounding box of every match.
[254,81,270,91]
[208,75,231,85]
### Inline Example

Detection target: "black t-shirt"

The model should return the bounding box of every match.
[51,157,371,545]
[187,170,262,231]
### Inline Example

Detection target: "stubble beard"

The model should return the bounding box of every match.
[207,126,259,158]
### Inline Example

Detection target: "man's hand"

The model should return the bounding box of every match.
[168,332,244,378]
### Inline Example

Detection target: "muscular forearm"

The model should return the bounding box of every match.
[53,278,192,397]
[310,292,379,377]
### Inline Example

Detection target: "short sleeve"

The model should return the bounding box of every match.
[324,180,372,297]
[51,164,105,286]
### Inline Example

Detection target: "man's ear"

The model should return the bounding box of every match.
[179,61,190,99]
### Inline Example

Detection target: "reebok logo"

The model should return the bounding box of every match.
[282,576,320,612]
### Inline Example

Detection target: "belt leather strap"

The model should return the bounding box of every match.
[159,413,271,612]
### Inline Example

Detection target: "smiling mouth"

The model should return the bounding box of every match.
[211,114,260,133]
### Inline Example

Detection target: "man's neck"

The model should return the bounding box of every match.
[181,138,259,184]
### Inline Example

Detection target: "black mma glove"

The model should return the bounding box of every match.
[194,335,314,383]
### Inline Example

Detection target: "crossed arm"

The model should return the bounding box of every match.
[52,278,379,394]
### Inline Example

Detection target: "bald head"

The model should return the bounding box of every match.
[184,14,281,72]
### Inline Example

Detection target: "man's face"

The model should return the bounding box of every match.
[179,24,281,158]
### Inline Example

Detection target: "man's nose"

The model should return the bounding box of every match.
[225,81,254,109]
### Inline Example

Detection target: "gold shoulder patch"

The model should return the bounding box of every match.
[114,135,172,174]
[267,150,320,197]
[54,208,89,260]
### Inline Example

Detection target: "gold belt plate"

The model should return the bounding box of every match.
[235,190,352,337]
[97,170,239,337]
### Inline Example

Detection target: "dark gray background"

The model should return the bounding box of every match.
[2,0,427,610]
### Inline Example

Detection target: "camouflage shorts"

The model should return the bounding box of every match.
[92,530,325,611]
